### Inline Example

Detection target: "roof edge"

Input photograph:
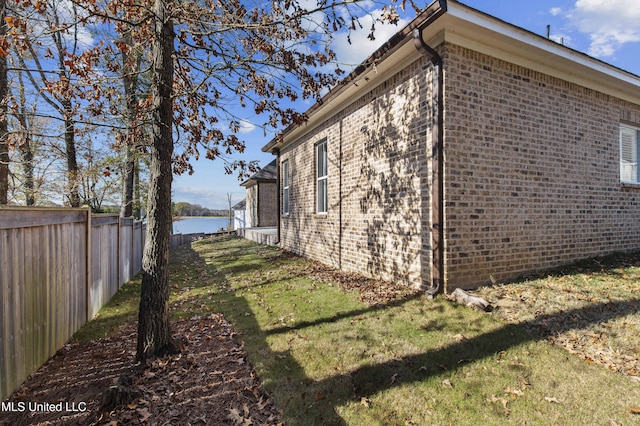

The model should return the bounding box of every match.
[262,0,447,153]
[263,0,640,154]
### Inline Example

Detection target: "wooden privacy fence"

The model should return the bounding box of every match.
[0,207,145,401]
[170,231,220,249]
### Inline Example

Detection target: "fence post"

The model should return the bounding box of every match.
[85,208,91,325]
[131,218,135,282]
[117,216,122,290]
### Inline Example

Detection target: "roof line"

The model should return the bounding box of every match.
[262,0,448,153]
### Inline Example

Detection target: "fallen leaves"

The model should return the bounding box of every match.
[2,314,281,425]
[504,387,524,397]
[487,395,510,416]
[228,404,253,425]
[474,263,640,380]
[303,260,421,305]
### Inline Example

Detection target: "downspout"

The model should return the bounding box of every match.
[413,7,445,296]
[274,149,281,244]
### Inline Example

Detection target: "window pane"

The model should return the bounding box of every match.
[317,179,327,213]
[317,141,327,178]
[316,140,328,213]
[283,188,289,214]
[283,161,289,187]
[621,125,638,182]
[282,160,289,214]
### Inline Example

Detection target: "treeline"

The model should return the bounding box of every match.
[172,202,229,217]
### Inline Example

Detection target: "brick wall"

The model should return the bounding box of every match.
[258,181,277,226]
[277,41,640,292]
[443,43,640,289]
[279,58,435,289]
[244,181,277,227]
[245,184,258,228]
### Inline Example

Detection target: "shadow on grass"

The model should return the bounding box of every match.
[512,250,640,283]
[318,298,640,399]
[182,242,640,425]
[265,293,424,336]
[72,279,142,342]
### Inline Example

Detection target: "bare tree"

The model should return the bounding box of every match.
[0,0,9,204]
[116,7,147,218]
[8,0,105,207]
[10,65,37,205]
[136,0,176,360]
[72,0,411,360]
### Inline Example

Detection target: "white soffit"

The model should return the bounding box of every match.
[272,1,640,150]
[440,3,640,104]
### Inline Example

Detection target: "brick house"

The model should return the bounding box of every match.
[241,160,278,228]
[262,0,640,293]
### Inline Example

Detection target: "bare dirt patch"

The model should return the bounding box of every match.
[1,314,281,426]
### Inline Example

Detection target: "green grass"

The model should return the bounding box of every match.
[71,276,141,342]
[73,236,640,425]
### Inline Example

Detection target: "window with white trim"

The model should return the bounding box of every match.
[282,160,290,215]
[316,139,328,214]
[620,123,640,183]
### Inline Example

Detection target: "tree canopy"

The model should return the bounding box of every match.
[0,0,421,359]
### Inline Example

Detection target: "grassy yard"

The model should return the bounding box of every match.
[77,236,640,425]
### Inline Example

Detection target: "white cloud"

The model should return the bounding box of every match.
[549,7,563,16]
[36,0,95,48]
[238,120,256,134]
[550,33,573,47]
[568,0,640,57]
[330,10,411,68]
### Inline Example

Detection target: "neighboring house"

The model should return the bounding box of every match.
[241,160,278,228]
[232,199,246,230]
[262,0,640,293]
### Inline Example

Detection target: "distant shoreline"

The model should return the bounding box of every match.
[173,215,229,221]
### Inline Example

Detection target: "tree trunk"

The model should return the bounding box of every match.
[63,100,80,207]
[121,146,135,217]
[137,0,176,361]
[17,69,35,205]
[133,159,141,218]
[0,0,9,205]
[120,29,139,218]
[20,134,35,206]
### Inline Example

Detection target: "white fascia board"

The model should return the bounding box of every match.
[443,3,640,104]
[274,1,640,152]
[278,41,422,148]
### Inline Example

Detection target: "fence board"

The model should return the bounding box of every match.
[120,219,133,283]
[170,232,211,249]
[133,221,145,273]
[89,215,120,319]
[0,232,6,399]
[0,208,145,401]
[0,208,85,230]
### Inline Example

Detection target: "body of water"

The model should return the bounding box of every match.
[172,217,231,234]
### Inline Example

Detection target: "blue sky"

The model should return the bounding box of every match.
[173,0,640,209]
